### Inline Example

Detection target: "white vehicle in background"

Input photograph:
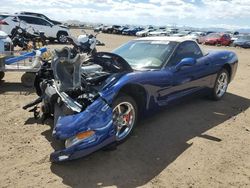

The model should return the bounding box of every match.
[0,30,12,53]
[184,32,205,42]
[166,28,179,34]
[16,12,62,25]
[230,34,242,43]
[136,29,155,37]
[0,13,69,43]
[172,31,192,37]
[148,28,169,36]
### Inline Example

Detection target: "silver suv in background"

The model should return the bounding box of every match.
[0,13,69,43]
[16,12,62,25]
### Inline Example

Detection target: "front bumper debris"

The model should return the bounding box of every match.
[50,97,116,162]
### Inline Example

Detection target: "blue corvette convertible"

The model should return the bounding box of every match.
[26,37,238,162]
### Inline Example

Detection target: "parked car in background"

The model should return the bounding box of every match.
[230,33,241,44]
[116,26,129,34]
[197,35,207,44]
[102,25,121,34]
[148,29,169,36]
[233,35,250,48]
[122,27,143,36]
[166,28,179,34]
[205,31,215,35]
[0,30,12,52]
[184,32,205,42]
[16,12,62,25]
[136,28,155,37]
[204,33,231,46]
[112,25,122,34]
[102,26,112,33]
[0,14,69,43]
[94,25,103,32]
[172,31,192,37]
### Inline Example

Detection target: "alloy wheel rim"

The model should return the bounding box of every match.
[216,72,228,97]
[113,102,135,141]
[59,35,67,43]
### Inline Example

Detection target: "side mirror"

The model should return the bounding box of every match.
[175,58,196,71]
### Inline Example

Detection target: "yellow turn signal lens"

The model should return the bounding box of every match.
[76,131,95,140]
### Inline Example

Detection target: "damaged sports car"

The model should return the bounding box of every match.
[24,37,238,162]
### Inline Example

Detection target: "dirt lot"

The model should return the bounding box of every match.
[0,29,249,188]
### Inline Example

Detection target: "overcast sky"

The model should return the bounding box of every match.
[1,0,250,29]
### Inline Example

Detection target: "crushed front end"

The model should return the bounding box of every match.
[51,97,116,162]
[23,47,132,162]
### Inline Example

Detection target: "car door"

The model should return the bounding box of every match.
[18,16,40,34]
[33,18,55,38]
[18,16,53,38]
[159,41,212,103]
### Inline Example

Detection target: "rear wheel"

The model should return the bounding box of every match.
[21,72,36,87]
[112,94,138,142]
[210,69,229,100]
[57,32,68,44]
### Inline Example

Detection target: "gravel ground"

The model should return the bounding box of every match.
[0,29,249,188]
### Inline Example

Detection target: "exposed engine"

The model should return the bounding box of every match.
[23,47,133,121]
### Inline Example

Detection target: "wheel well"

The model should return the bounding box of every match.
[222,64,232,81]
[57,31,68,37]
[118,84,147,116]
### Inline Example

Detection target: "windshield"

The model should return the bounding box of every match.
[113,40,177,69]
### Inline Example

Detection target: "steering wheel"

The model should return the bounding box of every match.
[94,52,133,72]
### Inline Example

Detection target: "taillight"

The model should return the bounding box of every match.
[0,20,8,25]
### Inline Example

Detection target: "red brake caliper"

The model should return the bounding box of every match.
[123,112,131,123]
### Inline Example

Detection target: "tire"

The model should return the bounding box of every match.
[0,71,5,81]
[21,72,36,87]
[112,94,138,142]
[57,32,68,44]
[210,69,229,100]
